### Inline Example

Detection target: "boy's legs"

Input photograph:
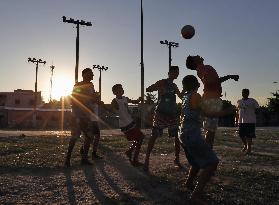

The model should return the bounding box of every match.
[125,141,136,161]
[245,123,256,154]
[64,136,79,167]
[143,127,161,171]
[168,125,180,166]
[186,166,200,190]
[205,131,215,149]
[239,123,247,152]
[81,134,93,164]
[64,117,81,167]
[191,162,218,202]
[240,136,247,152]
[246,137,252,154]
[90,121,102,159]
[203,117,218,149]
[124,126,145,166]
[132,138,143,165]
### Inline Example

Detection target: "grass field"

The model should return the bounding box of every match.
[0,128,278,204]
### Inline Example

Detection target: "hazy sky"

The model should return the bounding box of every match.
[1,0,279,105]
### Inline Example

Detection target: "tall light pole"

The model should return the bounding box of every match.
[92,65,109,101]
[28,57,46,127]
[140,0,145,128]
[160,40,179,69]
[49,65,55,102]
[62,16,92,83]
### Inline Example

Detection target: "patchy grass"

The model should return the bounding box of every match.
[0,128,278,204]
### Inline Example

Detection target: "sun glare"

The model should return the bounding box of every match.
[52,76,73,100]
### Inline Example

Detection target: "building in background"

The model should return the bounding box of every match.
[0,89,72,129]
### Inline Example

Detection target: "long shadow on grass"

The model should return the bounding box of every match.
[84,144,190,205]
[63,169,77,205]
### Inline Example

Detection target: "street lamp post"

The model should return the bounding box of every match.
[160,40,179,69]
[92,65,109,101]
[140,0,145,128]
[62,16,92,83]
[28,57,46,127]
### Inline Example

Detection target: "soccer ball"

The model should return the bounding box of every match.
[181,25,195,39]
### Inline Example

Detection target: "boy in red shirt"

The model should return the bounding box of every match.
[186,55,239,148]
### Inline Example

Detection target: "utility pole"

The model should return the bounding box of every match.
[49,65,55,102]
[160,40,179,69]
[140,0,145,128]
[62,16,92,83]
[27,57,46,127]
[92,65,108,101]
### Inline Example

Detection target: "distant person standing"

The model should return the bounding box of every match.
[64,68,101,167]
[235,89,259,154]
[144,66,182,171]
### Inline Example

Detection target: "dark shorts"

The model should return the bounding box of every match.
[239,123,256,138]
[121,122,145,142]
[152,112,179,137]
[71,117,100,139]
[179,128,219,169]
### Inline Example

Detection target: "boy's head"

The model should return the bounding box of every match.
[82,68,94,81]
[112,84,124,96]
[168,66,179,80]
[182,75,200,92]
[242,88,249,99]
[186,55,204,70]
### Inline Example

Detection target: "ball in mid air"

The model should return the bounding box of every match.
[181,25,195,39]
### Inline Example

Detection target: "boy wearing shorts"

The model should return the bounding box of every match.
[111,84,145,166]
[143,66,182,171]
[235,89,259,154]
[186,55,239,148]
[64,68,101,167]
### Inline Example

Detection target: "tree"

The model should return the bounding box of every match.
[267,92,279,113]
[145,93,157,104]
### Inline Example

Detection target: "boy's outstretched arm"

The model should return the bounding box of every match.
[146,80,162,92]
[219,75,239,83]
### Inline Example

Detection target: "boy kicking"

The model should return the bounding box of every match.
[111,84,145,166]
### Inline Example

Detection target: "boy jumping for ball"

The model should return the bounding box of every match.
[186,55,239,148]
[111,84,145,166]
[143,66,182,171]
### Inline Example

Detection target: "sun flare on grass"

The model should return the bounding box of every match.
[52,76,73,100]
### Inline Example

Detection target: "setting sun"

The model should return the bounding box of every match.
[52,76,74,100]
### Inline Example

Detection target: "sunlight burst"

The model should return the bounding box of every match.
[52,76,73,100]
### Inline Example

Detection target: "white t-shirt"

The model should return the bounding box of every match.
[114,96,133,127]
[237,98,259,123]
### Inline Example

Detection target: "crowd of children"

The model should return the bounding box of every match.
[64,54,261,204]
